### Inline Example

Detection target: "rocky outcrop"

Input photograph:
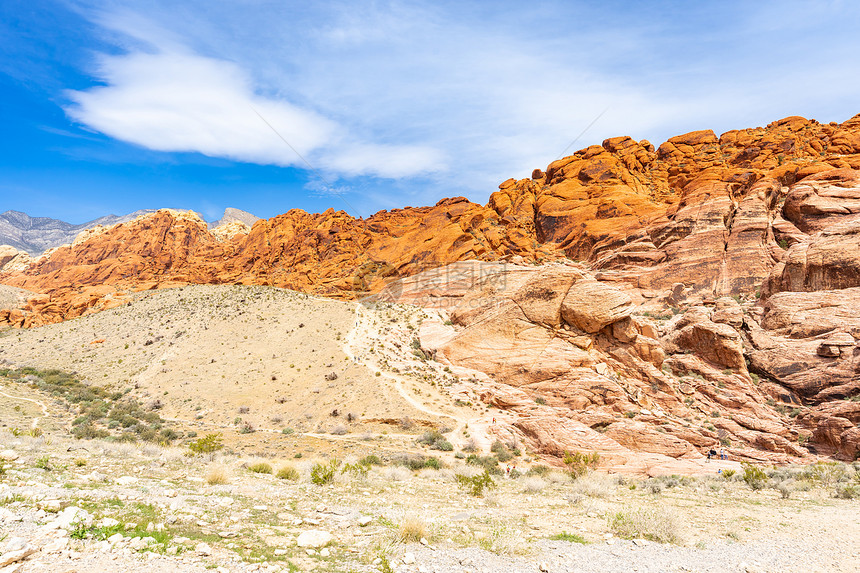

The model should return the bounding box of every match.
[396,262,810,469]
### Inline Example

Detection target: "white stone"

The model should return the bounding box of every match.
[402,552,416,564]
[539,562,549,572]
[165,489,177,498]
[50,506,91,530]
[357,515,373,527]
[0,450,19,461]
[296,530,333,548]
[107,533,124,545]
[116,476,138,485]
[42,538,69,553]
[319,548,330,557]
[195,542,212,556]
[100,517,120,528]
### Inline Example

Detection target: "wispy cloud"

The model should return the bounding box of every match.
[62,0,860,210]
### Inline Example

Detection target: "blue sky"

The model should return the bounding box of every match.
[1,1,859,224]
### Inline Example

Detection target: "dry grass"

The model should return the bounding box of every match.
[608,506,680,544]
[522,476,547,493]
[398,515,427,543]
[206,464,230,485]
[570,471,615,498]
[277,465,299,481]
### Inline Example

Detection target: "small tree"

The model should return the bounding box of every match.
[188,433,224,454]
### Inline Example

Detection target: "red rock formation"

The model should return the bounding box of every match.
[2,113,860,465]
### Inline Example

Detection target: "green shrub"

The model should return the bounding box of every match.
[188,433,224,454]
[721,469,736,479]
[248,462,273,474]
[311,459,340,485]
[526,465,550,477]
[563,451,600,478]
[342,462,369,478]
[359,455,383,466]
[465,454,502,475]
[806,462,846,487]
[456,470,497,497]
[490,440,514,462]
[550,531,587,544]
[741,462,767,490]
[833,484,859,499]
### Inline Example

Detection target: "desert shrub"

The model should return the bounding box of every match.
[550,531,587,544]
[833,484,859,499]
[398,515,427,543]
[248,462,273,475]
[418,430,452,451]
[741,462,767,490]
[490,440,514,462]
[276,465,299,481]
[461,438,479,453]
[721,469,736,479]
[776,482,793,499]
[341,462,369,478]
[522,477,546,493]
[330,425,348,435]
[806,462,847,487]
[608,507,679,544]
[526,465,550,477]
[456,470,497,497]
[188,433,224,454]
[311,459,340,485]
[359,454,383,466]
[394,454,441,471]
[466,454,502,475]
[563,451,600,478]
[206,465,229,485]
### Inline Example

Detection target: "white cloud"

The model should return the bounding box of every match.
[64,0,860,210]
[67,50,337,166]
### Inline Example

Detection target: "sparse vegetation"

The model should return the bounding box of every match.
[311,459,340,485]
[276,465,300,481]
[741,462,767,490]
[456,470,497,497]
[188,433,224,454]
[563,450,600,478]
[248,462,273,474]
[609,507,679,544]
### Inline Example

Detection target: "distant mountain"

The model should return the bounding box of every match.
[0,209,157,255]
[209,207,260,229]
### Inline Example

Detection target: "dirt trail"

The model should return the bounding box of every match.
[344,303,497,453]
[0,388,49,429]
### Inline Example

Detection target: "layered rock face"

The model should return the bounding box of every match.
[395,262,809,473]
